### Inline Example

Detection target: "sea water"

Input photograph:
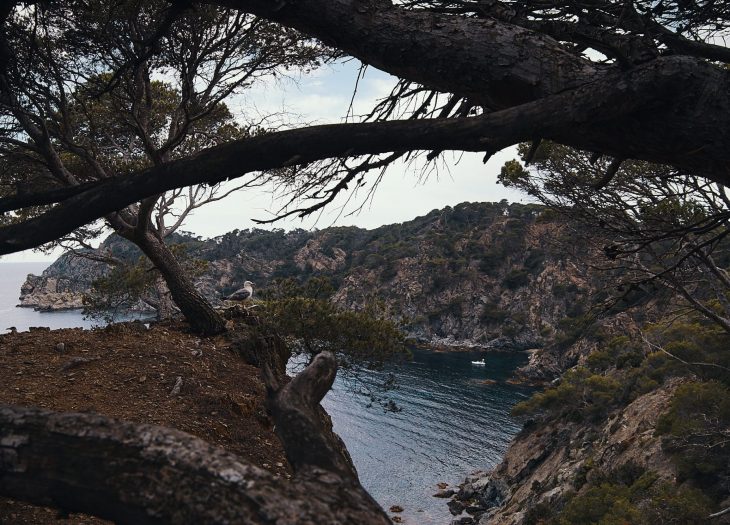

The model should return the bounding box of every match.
[320,350,531,524]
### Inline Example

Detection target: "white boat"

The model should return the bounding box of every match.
[471,359,486,366]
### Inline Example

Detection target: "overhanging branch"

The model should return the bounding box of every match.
[0,54,723,255]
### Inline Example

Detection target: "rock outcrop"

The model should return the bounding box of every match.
[18,252,108,311]
[448,378,683,525]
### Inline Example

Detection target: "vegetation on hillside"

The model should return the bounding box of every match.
[513,313,730,522]
[51,201,587,348]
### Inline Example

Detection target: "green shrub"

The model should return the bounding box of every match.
[479,248,505,275]
[556,483,640,525]
[586,336,644,372]
[512,367,623,423]
[262,291,407,370]
[524,501,555,525]
[644,482,713,524]
[481,302,508,324]
[553,470,711,525]
[552,282,580,298]
[656,381,730,497]
[504,269,530,289]
[524,248,546,273]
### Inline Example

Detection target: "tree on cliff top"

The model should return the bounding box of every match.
[0,1,322,334]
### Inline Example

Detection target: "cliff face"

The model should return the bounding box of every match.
[452,378,682,525]
[18,252,110,311]
[20,202,595,351]
[330,218,590,350]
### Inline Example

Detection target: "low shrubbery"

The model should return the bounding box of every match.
[527,464,714,525]
[555,476,712,525]
[259,277,408,370]
[656,381,730,498]
[519,314,730,524]
[512,367,623,423]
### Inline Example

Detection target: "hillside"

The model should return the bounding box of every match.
[19,201,595,353]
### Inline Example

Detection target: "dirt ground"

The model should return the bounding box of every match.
[0,321,290,524]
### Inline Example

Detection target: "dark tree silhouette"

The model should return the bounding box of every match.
[0,1,321,334]
[1,0,729,254]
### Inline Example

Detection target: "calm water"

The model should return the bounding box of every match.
[0,262,531,523]
[0,262,98,332]
[321,351,531,524]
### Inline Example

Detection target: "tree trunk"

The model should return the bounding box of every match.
[152,275,177,321]
[133,230,226,336]
[0,353,391,525]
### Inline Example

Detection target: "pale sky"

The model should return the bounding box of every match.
[2,61,526,262]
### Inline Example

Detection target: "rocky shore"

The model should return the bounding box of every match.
[442,376,698,525]
[18,274,85,311]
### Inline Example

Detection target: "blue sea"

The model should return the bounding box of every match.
[0,262,530,524]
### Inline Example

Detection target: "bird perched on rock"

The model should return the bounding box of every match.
[225,281,254,302]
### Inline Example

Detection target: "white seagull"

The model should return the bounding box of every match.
[226,281,254,302]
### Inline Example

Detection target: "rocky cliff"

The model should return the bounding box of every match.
[447,378,683,524]
[18,252,110,311]
[444,312,730,525]
[20,202,596,351]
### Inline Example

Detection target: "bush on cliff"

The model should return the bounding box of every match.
[555,477,712,525]
[259,277,408,371]
[656,381,730,498]
[511,367,623,423]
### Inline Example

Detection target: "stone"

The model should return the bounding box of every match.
[456,483,475,501]
[448,499,466,516]
[471,476,491,491]
[466,505,486,515]
[170,376,183,396]
[476,478,508,509]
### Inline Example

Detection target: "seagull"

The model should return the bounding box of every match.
[225,281,254,302]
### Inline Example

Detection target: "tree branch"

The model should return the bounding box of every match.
[0,57,703,255]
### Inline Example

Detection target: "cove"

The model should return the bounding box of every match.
[321,349,533,524]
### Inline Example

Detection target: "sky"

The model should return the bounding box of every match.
[2,60,526,262]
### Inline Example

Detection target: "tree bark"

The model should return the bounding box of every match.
[132,230,226,335]
[209,0,730,175]
[0,353,390,525]
[209,0,598,109]
[151,275,177,321]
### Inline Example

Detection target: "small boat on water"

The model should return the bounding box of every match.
[471,359,486,366]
